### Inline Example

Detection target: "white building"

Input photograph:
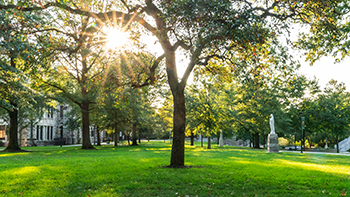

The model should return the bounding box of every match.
[0,106,83,147]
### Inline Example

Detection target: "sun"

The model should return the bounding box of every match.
[105,28,129,49]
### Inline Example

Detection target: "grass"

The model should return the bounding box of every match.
[0,141,349,197]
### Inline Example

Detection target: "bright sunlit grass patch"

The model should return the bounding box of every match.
[0,141,349,197]
[0,152,29,157]
[2,166,39,176]
[277,160,350,176]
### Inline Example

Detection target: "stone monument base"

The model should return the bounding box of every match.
[267,134,279,153]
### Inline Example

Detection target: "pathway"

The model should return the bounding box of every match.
[280,150,350,156]
[1,144,349,156]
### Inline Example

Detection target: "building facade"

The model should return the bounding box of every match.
[0,106,83,147]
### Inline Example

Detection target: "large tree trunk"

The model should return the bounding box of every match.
[4,55,22,152]
[254,132,260,149]
[4,106,22,151]
[81,101,94,149]
[170,89,186,167]
[96,126,101,146]
[132,122,138,146]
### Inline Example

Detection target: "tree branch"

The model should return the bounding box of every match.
[173,40,191,51]
[37,77,82,107]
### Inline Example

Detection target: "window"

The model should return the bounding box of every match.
[47,126,50,140]
[40,126,43,140]
[0,126,5,139]
[51,126,53,140]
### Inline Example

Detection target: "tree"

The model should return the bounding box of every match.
[316,80,350,153]
[1,0,346,166]
[186,83,225,149]
[35,12,109,149]
[63,103,82,144]
[97,50,161,146]
[0,8,52,151]
[154,93,173,140]
[223,47,307,148]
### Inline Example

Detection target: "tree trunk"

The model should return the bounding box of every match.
[170,88,186,167]
[208,136,211,149]
[254,132,260,149]
[114,123,118,147]
[4,107,21,151]
[96,126,101,146]
[308,137,312,148]
[127,135,130,145]
[201,134,203,147]
[132,122,138,146]
[190,131,194,146]
[81,101,94,149]
[138,131,141,143]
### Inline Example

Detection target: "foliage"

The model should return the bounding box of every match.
[97,50,162,143]
[1,0,349,164]
[0,7,53,150]
[153,93,173,139]
[63,104,82,134]
[186,82,226,138]
[295,0,350,64]
[316,80,350,152]
[224,55,307,148]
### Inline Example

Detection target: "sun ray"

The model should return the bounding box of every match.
[122,53,136,82]
[101,54,113,89]
[105,28,129,49]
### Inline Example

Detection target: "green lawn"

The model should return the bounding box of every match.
[0,141,349,197]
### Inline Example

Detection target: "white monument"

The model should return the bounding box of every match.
[219,130,224,147]
[270,114,275,134]
[267,114,279,153]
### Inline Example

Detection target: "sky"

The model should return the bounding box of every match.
[298,56,350,90]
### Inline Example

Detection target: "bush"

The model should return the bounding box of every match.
[278,137,289,146]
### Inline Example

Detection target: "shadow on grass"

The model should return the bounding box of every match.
[1,142,349,196]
